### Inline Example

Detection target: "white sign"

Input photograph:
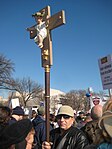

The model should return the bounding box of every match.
[88,87,93,93]
[11,98,20,108]
[98,54,112,90]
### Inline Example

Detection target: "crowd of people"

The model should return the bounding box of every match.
[0,98,112,149]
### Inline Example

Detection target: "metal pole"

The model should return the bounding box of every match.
[108,89,112,98]
[45,65,50,142]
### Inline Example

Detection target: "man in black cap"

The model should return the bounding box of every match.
[0,106,34,149]
[0,119,33,149]
[8,106,27,148]
[9,106,24,125]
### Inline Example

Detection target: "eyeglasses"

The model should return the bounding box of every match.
[56,114,71,120]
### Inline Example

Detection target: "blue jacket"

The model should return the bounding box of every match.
[32,115,46,149]
[32,115,53,149]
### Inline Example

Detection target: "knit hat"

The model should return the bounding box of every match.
[0,119,32,149]
[12,106,24,116]
[37,106,45,116]
[57,105,74,117]
[98,111,112,138]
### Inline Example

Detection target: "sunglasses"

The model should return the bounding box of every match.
[56,114,71,120]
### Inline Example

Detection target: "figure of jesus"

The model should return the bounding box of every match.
[27,12,47,49]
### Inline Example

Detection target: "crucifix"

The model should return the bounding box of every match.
[27,5,65,142]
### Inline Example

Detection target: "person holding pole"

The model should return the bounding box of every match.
[42,105,89,149]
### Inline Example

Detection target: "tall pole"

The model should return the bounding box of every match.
[108,89,112,98]
[27,6,65,142]
[45,65,50,141]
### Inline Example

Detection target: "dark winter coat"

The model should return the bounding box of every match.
[8,117,17,125]
[32,115,48,149]
[81,120,104,145]
[50,126,89,149]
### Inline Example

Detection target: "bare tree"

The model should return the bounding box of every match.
[8,77,43,107]
[60,90,88,112]
[0,54,14,89]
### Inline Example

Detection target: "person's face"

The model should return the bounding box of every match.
[32,113,36,118]
[19,115,23,120]
[93,100,100,106]
[79,114,84,118]
[56,114,74,130]
[35,16,43,24]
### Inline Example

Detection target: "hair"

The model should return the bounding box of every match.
[32,110,36,115]
[31,110,37,119]
[91,105,102,120]
[103,98,112,113]
[0,106,11,127]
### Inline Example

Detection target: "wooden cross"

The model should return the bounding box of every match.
[27,5,66,67]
